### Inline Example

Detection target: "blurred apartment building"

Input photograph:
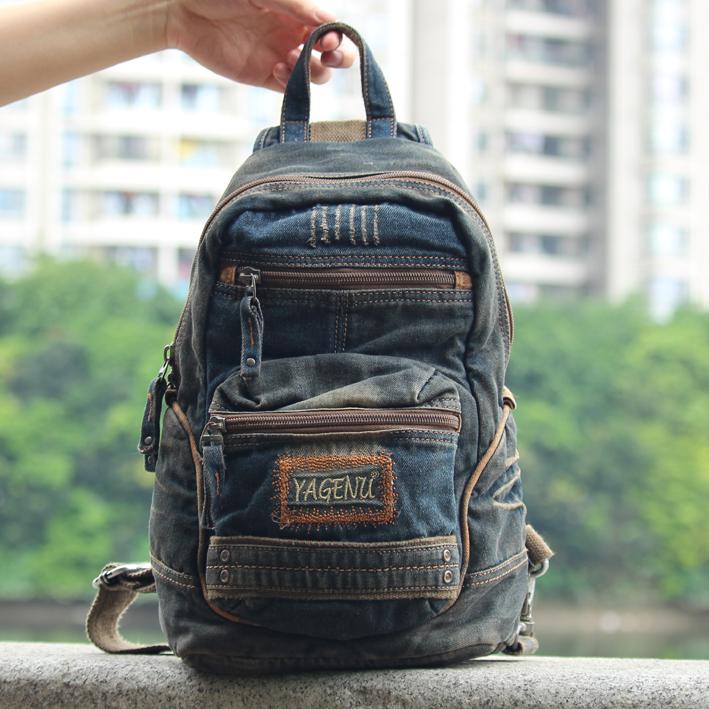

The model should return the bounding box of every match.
[0,0,707,316]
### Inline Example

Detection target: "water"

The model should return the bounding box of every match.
[1,600,708,660]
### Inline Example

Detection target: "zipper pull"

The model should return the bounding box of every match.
[238,268,263,382]
[200,415,226,529]
[138,343,174,472]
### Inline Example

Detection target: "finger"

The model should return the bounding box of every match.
[285,47,301,69]
[315,31,342,53]
[264,73,287,92]
[272,62,292,86]
[260,0,335,26]
[309,55,332,85]
[321,35,355,68]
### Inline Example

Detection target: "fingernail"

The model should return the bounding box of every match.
[323,49,344,67]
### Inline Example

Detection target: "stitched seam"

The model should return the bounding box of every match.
[214,289,473,303]
[208,584,456,592]
[152,564,199,591]
[210,542,455,552]
[207,563,457,573]
[149,555,198,585]
[221,252,467,265]
[465,550,528,580]
[464,557,527,588]
[150,554,197,588]
[341,293,350,350]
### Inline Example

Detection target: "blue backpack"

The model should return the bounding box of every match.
[87,22,552,673]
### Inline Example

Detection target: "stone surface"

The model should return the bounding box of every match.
[0,642,708,709]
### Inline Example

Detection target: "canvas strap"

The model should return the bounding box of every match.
[86,562,169,654]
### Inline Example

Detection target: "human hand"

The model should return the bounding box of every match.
[165,0,356,91]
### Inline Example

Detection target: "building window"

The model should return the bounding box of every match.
[0,132,27,162]
[507,183,590,208]
[651,74,689,103]
[176,193,213,219]
[506,34,593,67]
[180,84,222,112]
[176,247,196,296]
[95,135,159,162]
[62,131,82,168]
[647,174,689,206]
[507,84,591,114]
[104,81,162,109]
[507,0,593,17]
[647,223,688,258]
[508,231,588,257]
[102,246,157,275]
[648,119,689,154]
[470,79,489,106]
[649,24,688,53]
[506,281,538,304]
[543,86,591,113]
[506,131,590,159]
[0,189,25,218]
[177,139,227,167]
[61,189,76,223]
[101,191,160,217]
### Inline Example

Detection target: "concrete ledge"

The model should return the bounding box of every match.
[0,642,708,708]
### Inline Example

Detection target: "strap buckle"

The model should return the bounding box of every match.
[92,563,152,589]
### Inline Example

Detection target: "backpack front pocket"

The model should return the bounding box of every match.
[198,354,465,639]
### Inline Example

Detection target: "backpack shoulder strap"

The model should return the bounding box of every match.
[86,562,170,654]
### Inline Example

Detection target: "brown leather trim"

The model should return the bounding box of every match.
[451,401,513,608]
[454,271,473,289]
[169,401,248,626]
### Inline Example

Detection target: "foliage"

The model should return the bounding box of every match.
[0,259,180,598]
[0,260,708,605]
[509,300,709,606]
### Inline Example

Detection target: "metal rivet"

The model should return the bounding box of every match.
[219,549,230,563]
[443,570,453,584]
[246,357,256,367]
[143,436,153,446]
[219,569,229,583]
[443,549,452,562]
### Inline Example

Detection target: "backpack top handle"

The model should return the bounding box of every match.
[279,22,397,143]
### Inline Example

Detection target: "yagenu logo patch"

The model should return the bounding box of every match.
[275,452,396,526]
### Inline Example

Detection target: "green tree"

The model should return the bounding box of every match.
[0,259,180,597]
[509,300,709,606]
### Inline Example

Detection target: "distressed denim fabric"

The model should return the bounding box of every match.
[147,22,528,673]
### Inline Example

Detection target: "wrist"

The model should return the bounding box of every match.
[110,0,172,55]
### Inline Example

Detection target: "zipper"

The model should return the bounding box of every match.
[170,171,513,386]
[223,265,472,291]
[204,407,461,438]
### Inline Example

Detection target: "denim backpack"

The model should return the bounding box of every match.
[87,23,552,673]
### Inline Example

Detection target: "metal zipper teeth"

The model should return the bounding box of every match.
[240,267,468,290]
[172,171,512,381]
[213,408,461,434]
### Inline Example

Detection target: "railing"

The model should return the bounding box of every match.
[1,642,707,709]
